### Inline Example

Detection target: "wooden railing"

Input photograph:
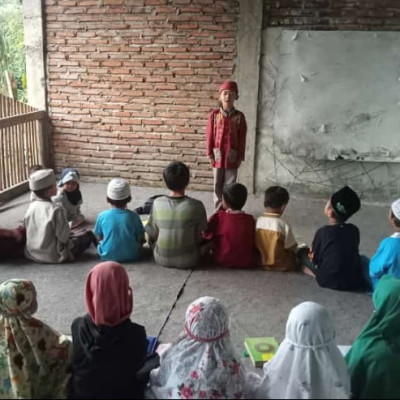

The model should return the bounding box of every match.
[0,95,47,200]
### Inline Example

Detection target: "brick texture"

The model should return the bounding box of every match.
[264,0,400,30]
[45,0,238,190]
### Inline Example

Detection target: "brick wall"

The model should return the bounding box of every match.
[45,0,238,190]
[264,0,400,30]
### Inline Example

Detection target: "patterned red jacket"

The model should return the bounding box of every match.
[206,108,247,169]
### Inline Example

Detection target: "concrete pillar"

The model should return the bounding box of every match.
[23,0,51,167]
[236,0,263,193]
[23,0,46,110]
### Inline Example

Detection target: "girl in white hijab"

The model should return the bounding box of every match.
[149,296,251,399]
[255,301,351,399]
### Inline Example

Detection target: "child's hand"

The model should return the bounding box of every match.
[208,155,214,166]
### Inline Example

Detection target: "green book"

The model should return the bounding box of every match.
[244,337,279,368]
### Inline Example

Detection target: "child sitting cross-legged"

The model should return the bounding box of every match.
[24,169,96,263]
[69,262,149,399]
[0,279,71,399]
[300,186,369,291]
[254,302,351,399]
[256,186,299,271]
[368,199,400,290]
[204,183,258,268]
[52,168,85,228]
[148,296,255,399]
[146,161,208,269]
[94,178,145,263]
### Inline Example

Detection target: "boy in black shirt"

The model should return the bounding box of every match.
[300,186,368,291]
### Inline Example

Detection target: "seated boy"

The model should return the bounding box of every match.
[52,168,85,228]
[256,186,298,271]
[301,186,368,291]
[24,169,95,263]
[94,178,145,262]
[145,161,207,269]
[204,183,257,268]
[369,199,400,290]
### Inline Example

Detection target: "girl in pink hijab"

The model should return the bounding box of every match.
[69,262,148,399]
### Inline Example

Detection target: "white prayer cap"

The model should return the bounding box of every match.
[29,169,56,191]
[107,178,131,201]
[391,199,400,220]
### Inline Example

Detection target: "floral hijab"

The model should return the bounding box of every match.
[149,296,247,399]
[255,302,351,399]
[0,279,71,399]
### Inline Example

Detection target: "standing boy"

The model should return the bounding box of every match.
[256,186,298,271]
[146,161,207,269]
[24,169,95,263]
[301,186,368,291]
[204,183,257,268]
[206,80,247,210]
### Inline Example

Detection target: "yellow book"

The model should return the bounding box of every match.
[244,337,279,368]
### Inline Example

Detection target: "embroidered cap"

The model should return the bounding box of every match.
[58,168,80,187]
[219,80,238,96]
[330,186,360,221]
[29,169,56,191]
[107,178,131,201]
[391,199,400,220]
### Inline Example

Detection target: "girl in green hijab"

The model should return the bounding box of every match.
[346,275,400,399]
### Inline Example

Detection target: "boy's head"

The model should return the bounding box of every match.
[107,178,132,208]
[390,199,400,230]
[59,168,80,192]
[219,80,238,110]
[29,169,57,199]
[28,164,44,176]
[325,186,360,223]
[264,186,289,213]
[163,161,190,193]
[222,183,248,211]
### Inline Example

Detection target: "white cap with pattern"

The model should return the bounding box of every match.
[107,178,131,201]
[29,169,56,191]
[391,199,400,220]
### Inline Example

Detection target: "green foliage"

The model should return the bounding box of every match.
[0,0,26,102]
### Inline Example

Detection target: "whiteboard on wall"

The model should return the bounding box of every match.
[274,30,400,162]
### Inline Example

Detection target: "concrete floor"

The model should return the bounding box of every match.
[0,182,392,370]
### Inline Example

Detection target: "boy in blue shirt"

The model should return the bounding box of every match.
[94,178,144,262]
[369,199,400,290]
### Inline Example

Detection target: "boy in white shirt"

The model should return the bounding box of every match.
[25,169,95,263]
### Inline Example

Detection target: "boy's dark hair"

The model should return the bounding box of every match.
[107,196,132,209]
[163,161,190,192]
[33,186,53,199]
[330,207,347,223]
[264,186,289,209]
[223,183,248,211]
[29,165,44,175]
[391,210,400,228]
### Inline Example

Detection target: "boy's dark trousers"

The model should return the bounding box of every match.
[70,230,96,257]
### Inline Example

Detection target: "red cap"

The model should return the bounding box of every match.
[219,80,238,95]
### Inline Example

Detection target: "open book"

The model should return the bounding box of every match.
[244,337,279,368]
